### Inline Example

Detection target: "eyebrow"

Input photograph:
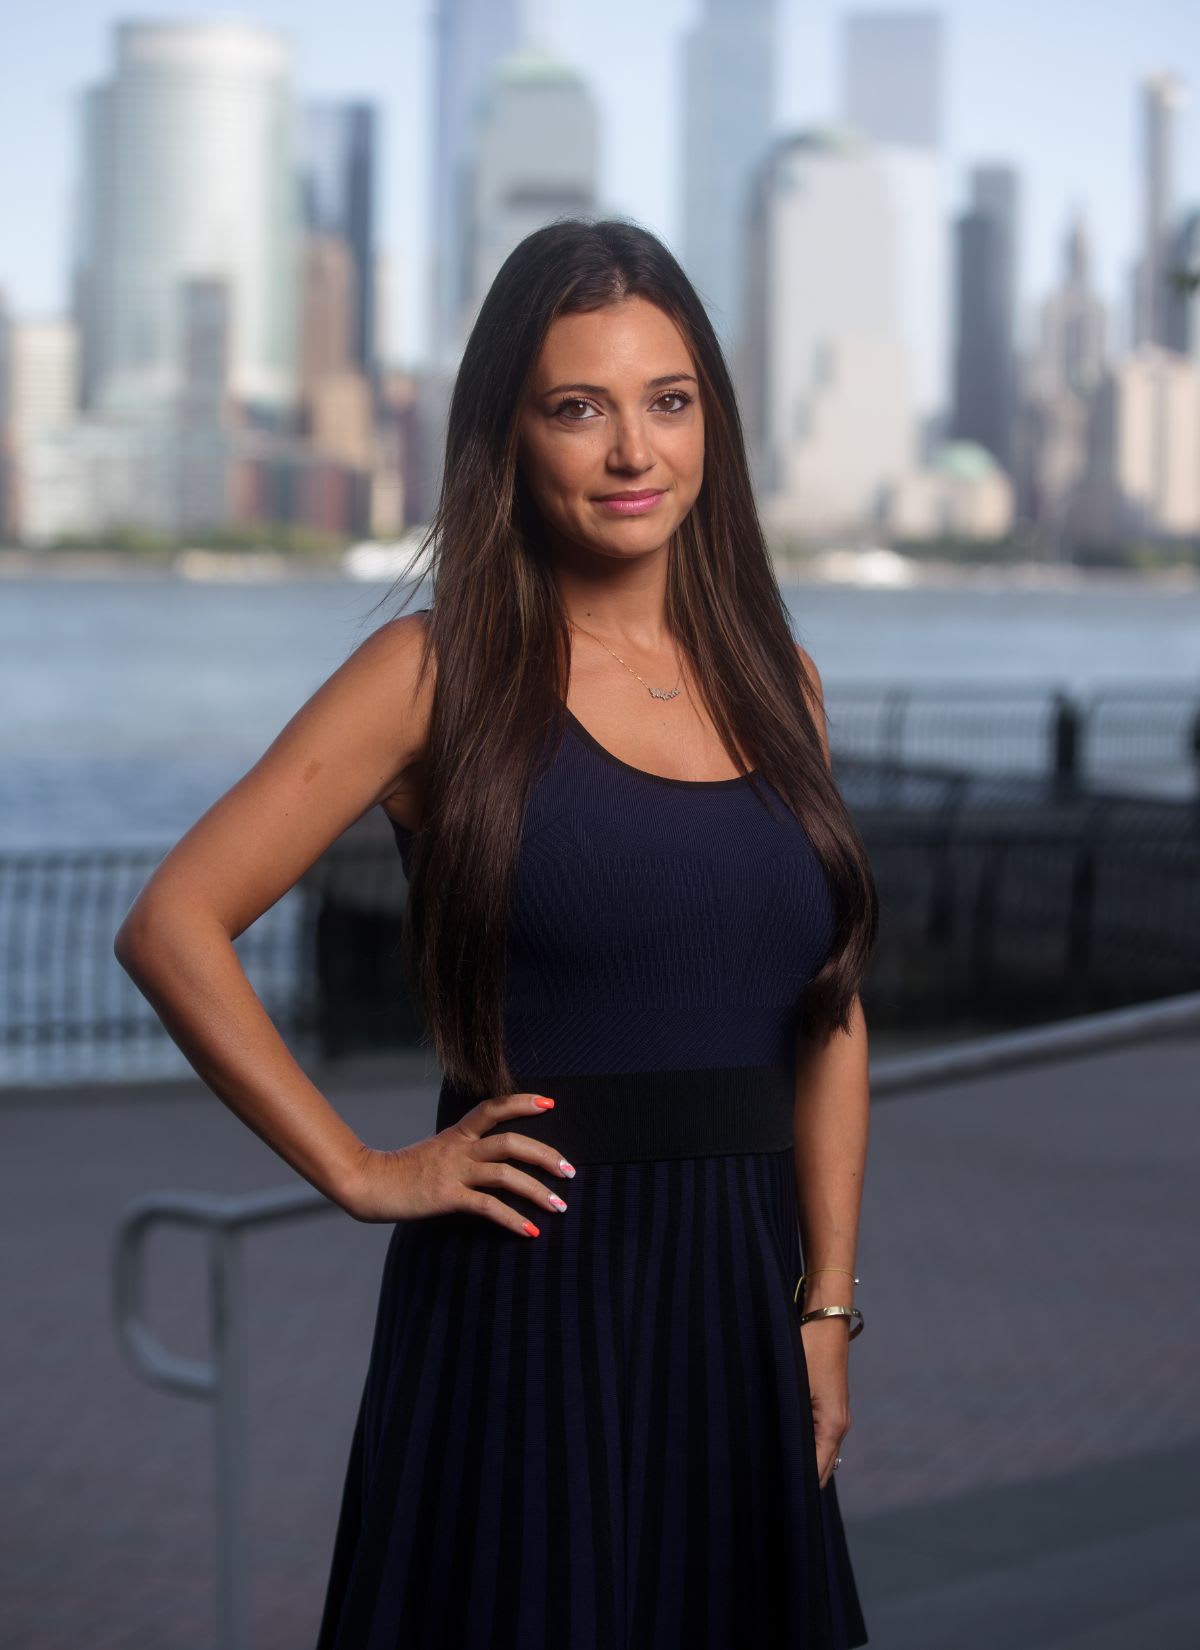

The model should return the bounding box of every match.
[539,373,698,397]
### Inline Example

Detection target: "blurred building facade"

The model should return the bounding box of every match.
[0,316,80,539]
[1132,72,1189,349]
[741,127,915,538]
[1076,345,1200,542]
[951,165,1020,474]
[463,46,598,339]
[884,440,1014,540]
[3,20,391,547]
[73,20,299,423]
[430,0,521,368]
[681,0,776,356]
[1164,207,1200,357]
[300,101,380,382]
[841,9,948,431]
[1013,212,1109,540]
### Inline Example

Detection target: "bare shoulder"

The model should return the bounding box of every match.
[115,609,436,947]
[293,607,435,789]
[794,641,824,696]
[794,642,832,771]
[340,609,435,754]
[355,610,437,821]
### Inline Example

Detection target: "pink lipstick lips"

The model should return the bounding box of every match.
[592,488,666,515]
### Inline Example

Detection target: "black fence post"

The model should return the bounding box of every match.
[1052,691,1081,797]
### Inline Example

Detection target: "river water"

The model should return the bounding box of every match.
[4,569,1199,851]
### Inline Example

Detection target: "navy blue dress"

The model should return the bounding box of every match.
[316,703,870,1649]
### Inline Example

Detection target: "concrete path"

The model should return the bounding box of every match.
[1,1031,1195,1648]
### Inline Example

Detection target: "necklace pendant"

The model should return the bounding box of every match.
[649,686,682,700]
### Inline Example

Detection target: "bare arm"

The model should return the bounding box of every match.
[792,994,870,1306]
[792,643,871,1483]
[113,612,434,1213]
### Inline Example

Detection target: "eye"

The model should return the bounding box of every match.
[552,397,598,421]
[655,390,692,413]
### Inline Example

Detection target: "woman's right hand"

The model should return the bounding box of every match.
[343,1091,575,1236]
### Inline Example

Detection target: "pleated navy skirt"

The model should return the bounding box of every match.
[315,1069,869,1649]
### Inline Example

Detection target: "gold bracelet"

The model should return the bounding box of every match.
[798,1304,864,1339]
[793,1268,860,1305]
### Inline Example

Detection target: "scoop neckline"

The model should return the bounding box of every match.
[563,704,758,789]
[386,708,760,831]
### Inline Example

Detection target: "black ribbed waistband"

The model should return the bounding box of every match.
[434,1065,795,1165]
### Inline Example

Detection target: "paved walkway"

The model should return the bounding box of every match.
[0,1030,1196,1648]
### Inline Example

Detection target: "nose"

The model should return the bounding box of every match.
[608,411,653,473]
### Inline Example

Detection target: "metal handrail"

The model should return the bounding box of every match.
[870,988,1200,1097]
[111,1184,337,1650]
[111,987,1200,1649]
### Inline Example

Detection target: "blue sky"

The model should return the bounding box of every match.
[3,0,1197,366]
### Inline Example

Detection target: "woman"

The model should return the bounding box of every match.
[115,216,877,1648]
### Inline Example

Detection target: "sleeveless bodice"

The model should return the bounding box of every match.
[389,707,837,1082]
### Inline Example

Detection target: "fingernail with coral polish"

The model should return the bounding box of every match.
[524,1220,540,1237]
[534,1096,555,1109]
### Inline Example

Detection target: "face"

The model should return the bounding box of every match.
[516,295,705,562]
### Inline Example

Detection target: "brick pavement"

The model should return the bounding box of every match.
[0,1032,1195,1648]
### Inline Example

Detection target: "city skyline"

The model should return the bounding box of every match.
[2,0,1197,368]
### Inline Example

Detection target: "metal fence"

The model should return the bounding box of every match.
[841,762,1200,1026]
[0,845,325,1086]
[825,680,1200,800]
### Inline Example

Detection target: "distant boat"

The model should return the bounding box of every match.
[174,547,291,582]
[808,546,919,587]
[342,529,433,582]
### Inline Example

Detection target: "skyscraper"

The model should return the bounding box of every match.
[843,10,941,147]
[951,165,1020,471]
[464,47,598,338]
[1035,213,1107,399]
[1014,211,1108,539]
[1165,209,1200,358]
[430,0,522,367]
[681,0,776,355]
[841,10,946,425]
[1078,346,1200,541]
[1,318,80,540]
[740,127,915,536]
[73,21,299,423]
[1133,72,1188,348]
[301,102,380,379]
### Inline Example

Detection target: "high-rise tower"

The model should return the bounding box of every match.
[301,102,380,379]
[73,21,298,422]
[430,0,521,367]
[951,165,1020,470]
[681,0,776,355]
[841,10,946,425]
[464,47,598,341]
[741,127,915,535]
[1133,72,1189,348]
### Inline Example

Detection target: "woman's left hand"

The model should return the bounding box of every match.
[801,1319,852,1489]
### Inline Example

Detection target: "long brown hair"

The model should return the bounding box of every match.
[386,216,877,1097]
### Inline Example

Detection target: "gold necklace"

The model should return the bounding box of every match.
[569,619,684,701]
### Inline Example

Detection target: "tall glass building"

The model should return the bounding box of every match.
[464,48,598,341]
[741,128,915,533]
[430,0,521,367]
[841,10,947,426]
[301,102,379,379]
[681,0,776,357]
[73,20,298,423]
